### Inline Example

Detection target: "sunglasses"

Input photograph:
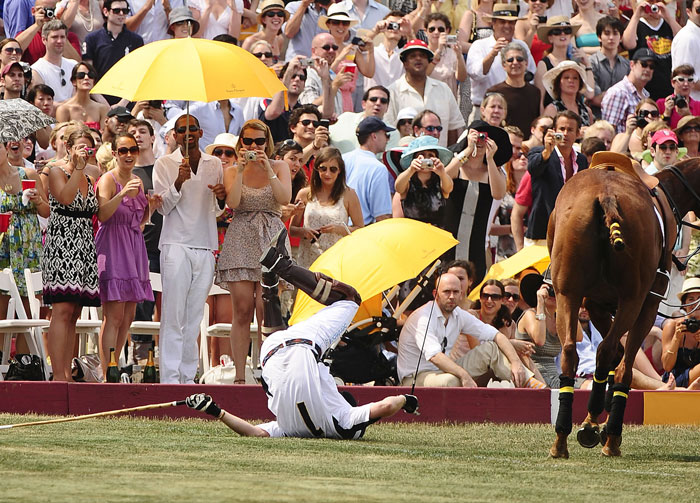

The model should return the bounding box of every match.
[427,26,446,33]
[638,61,655,69]
[316,164,339,173]
[638,109,660,118]
[60,68,66,87]
[320,44,339,51]
[3,47,22,54]
[397,119,412,127]
[673,76,695,83]
[549,27,573,36]
[254,52,274,59]
[656,143,678,152]
[300,119,321,127]
[481,293,503,301]
[531,0,549,3]
[117,146,139,155]
[111,7,129,14]
[213,148,235,157]
[504,292,520,301]
[505,56,525,63]
[241,137,267,146]
[423,125,443,132]
[291,73,307,81]
[327,19,351,26]
[264,10,286,17]
[696,6,700,14]
[368,96,389,104]
[513,149,526,158]
[682,125,700,133]
[176,125,200,133]
[75,71,96,80]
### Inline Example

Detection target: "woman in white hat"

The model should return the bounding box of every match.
[541,60,594,127]
[319,4,374,85]
[241,0,289,57]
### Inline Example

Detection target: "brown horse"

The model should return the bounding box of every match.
[546,153,700,458]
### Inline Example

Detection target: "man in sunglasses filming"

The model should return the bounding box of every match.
[152,114,225,384]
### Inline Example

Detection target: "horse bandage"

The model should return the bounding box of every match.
[609,222,624,250]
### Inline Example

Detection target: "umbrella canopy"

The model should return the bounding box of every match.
[0,99,55,142]
[467,245,550,301]
[289,219,458,324]
[90,37,287,102]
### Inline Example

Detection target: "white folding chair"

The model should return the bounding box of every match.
[199,282,260,380]
[0,268,50,380]
[129,272,162,337]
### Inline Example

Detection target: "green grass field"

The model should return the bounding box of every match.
[1,414,699,503]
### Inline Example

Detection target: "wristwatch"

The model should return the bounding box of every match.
[535,313,546,321]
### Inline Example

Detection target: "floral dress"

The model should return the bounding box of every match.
[0,166,42,295]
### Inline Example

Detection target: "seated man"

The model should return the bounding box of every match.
[397,272,534,388]
[186,229,418,438]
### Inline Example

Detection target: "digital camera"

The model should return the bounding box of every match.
[553,132,564,142]
[538,16,547,23]
[644,4,659,14]
[478,132,488,141]
[635,114,649,129]
[299,58,313,68]
[421,158,434,169]
[351,37,366,48]
[44,7,55,18]
[387,22,400,30]
[446,35,457,46]
[84,148,95,156]
[674,95,688,109]
[245,151,257,162]
[683,317,700,333]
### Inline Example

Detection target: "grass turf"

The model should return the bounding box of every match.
[1,415,699,503]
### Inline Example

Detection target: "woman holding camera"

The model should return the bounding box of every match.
[425,13,466,99]
[660,279,700,389]
[216,119,291,384]
[656,65,700,129]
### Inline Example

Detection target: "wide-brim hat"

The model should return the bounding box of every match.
[520,273,545,309]
[449,120,513,167]
[257,0,289,25]
[399,39,434,62]
[536,16,581,41]
[484,3,525,21]
[319,4,359,30]
[542,60,593,99]
[677,277,700,301]
[399,135,454,170]
[167,7,200,36]
[675,115,700,135]
[205,133,238,155]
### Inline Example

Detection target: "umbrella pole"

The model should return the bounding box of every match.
[185,101,190,161]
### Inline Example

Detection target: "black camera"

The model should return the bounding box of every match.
[538,16,547,23]
[547,286,555,297]
[635,114,649,129]
[351,37,366,48]
[44,7,55,18]
[683,317,700,333]
[673,95,688,109]
[387,22,400,31]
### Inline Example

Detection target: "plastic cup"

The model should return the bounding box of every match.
[21,179,36,191]
[344,62,357,74]
[0,212,11,232]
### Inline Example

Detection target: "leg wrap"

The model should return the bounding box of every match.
[587,370,608,417]
[606,383,630,437]
[555,375,576,435]
[261,271,286,335]
[604,370,615,413]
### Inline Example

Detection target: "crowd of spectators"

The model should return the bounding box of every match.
[1,0,700,390]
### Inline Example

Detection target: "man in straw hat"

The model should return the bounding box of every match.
[466,3,536,123]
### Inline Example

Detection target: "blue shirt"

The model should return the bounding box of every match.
[339,0,390,30]
[3,0,33,38]
[284,1,327,61]
[342,148,392,224]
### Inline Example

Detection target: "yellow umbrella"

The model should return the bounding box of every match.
[91,37,286,102]
[468,245,550,301]
[289,219,458,324]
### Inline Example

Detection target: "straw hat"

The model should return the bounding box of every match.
[542,60,593,99]
[319,4,359,31]
[167,7,200,36]
[399,135,454,170]
[484,3,525,21]
[256,0,289,25]
[674,115,700,135]
[205,133,238,155]
[536,16,581,41]
[677,277,700,301]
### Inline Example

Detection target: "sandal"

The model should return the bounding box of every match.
[234,378,246,384]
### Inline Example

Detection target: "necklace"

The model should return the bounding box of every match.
[79,0,95,33]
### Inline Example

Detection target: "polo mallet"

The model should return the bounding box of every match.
[410,272,442,395]
[0,400,186,430]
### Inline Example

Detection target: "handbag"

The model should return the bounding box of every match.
[71,353,104,383]
[5,354,45,381]
[199,364,238,384]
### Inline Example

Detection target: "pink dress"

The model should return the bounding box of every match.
[95,172,153,303]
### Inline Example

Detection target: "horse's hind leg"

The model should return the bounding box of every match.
[550,292,583,459]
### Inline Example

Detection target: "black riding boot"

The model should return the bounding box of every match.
[260,228,361,306]
[261,269,286,336]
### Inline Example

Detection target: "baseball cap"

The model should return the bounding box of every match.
[356,116,395,136]
[631,48,656,62]
[399,39,434,63]
[396,107,418,122]
[1,62,23,77]
[107,106,134,120]
[650,129,678,146]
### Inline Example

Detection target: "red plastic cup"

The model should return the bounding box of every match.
[0,212,11,232]
[344,62,357,74]
[21,179,36,191]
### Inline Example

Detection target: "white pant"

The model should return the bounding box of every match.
[159,244,215,384]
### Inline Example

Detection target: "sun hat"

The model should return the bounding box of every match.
[650,129,678,146]
[678,277,700,301]
[519,273,550,309]
[205,133,239,155]
[536,16,581,41]
[542,60,593,99]
[399,39,434,63]
[484,3,525,21]
[257,0,289,25]
[674,115,700,135]
[319,4,359,30]
[399,135,454,170]
[449,120,513,167]
[396,107,418,123]
[167,7,200,36]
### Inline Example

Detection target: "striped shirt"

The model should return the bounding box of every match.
[601,76,649,134]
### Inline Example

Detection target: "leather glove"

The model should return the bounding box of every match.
[402,394,419,415]
[185,393,222,418]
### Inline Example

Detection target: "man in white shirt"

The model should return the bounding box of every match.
[466,3,536,122]
[671,0,700,102]
[153,114,225,384]
[30,19,77,103]
[126,0,184,44]
[187,99,245,151]
[397,272,528,387]
[385,39,465,146]
[363,12,406,90]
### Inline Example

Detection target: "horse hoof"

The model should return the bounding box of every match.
[576,423,600,448]
[599,426,607,447]
[602,434,622,457]
[549,445,569,459]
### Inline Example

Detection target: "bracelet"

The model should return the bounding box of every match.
[585,67,592,71]
[665,350,676,354]
[535,313,546,321]
[269,174,278,180]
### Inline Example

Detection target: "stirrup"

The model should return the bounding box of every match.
[648,269,671,299]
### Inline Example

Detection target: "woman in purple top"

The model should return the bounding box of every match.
[95,133,156,376]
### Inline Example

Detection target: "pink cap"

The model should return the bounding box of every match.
[1,62,23,77]
[399,39,434,62]
[651,129,678,146]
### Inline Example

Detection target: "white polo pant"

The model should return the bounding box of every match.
[159,244,215,384]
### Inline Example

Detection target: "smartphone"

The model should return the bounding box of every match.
[350,37,366,48]
[148,100,162,109]
[319,119,330,129]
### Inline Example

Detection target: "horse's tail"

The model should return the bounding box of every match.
[597,194,625,251]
